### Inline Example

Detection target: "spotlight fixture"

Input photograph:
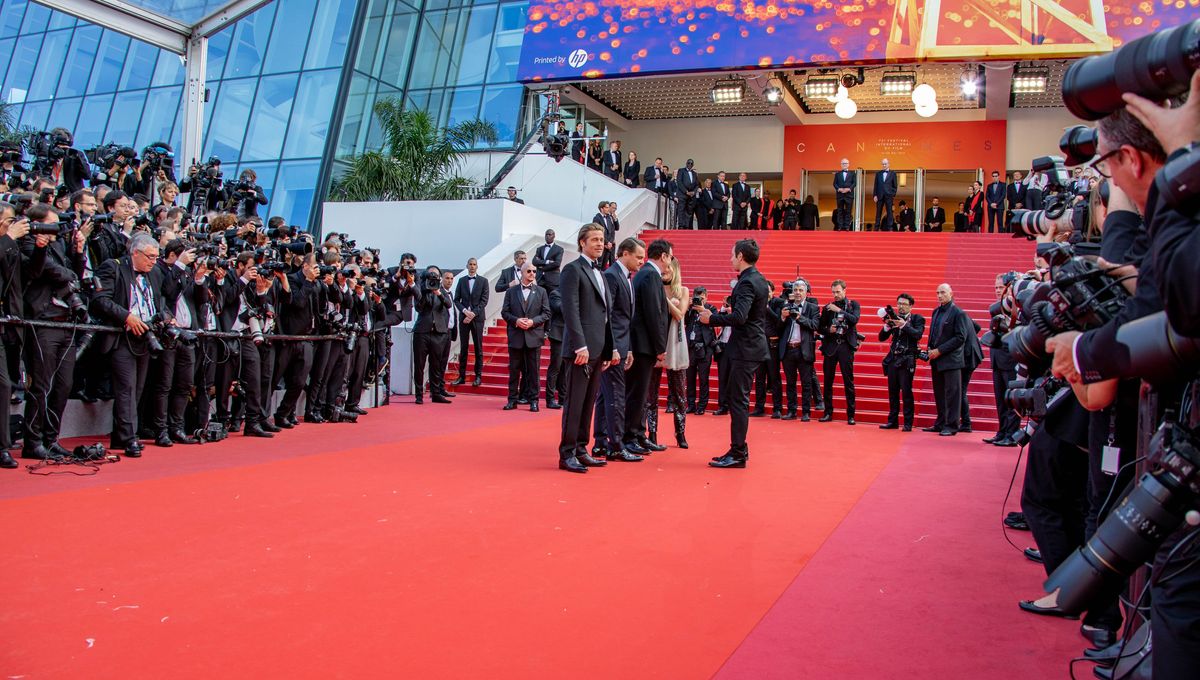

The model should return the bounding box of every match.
[1012,66,1049,94]
[880,71,917,96]
[840,69,864,90]
[762,84,783,106]
[710,77,746,104]
[960,67,981,99]
[805,76,840,99]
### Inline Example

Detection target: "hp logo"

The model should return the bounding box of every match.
[568,49,589,68]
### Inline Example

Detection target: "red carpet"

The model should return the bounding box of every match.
[1,395,1077,678]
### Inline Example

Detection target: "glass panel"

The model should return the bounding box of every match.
[336,75,373,157]
[263,0,317,74]
[88,30,131,95]
[304,0,357,70]
[47,9,76,31]
[365,85,399,149]
[202,81,220,145]
[1,0,28,39]
[354,9,385,76]
[119,40,160,91]
[407,10,452,90]
[242,73,297,161]
[152,50,185,87]
[452,5,494,86]
[487,2,526,83]
[0,38,13,79]
[204,78,255,163]
[2,35,39,104]
[283,68,339,157]
[205,28,233,81]
[377,11,416,87]
[57,25,102,98]
[19,2,48,34]
[27,29,71,101]
[273,159,320,226]
[224,1,277,79]
[18,100,50,130]
[480,84,522,147]
[46,97,82,132]
[446,86,480,127]
[74,94,115,150]
[136,86,182,150]
[105,90,147,146]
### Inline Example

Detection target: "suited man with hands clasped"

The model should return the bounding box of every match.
[531,229,563,294]
[924,197,947,232]
[986,170,1007,233]
[501,263,550,412]
[453,257,488,387]
[923,283,968,436]
[872,158,898,231]
[833,158,856,231]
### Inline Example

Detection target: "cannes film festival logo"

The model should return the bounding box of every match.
[568,49,589,68]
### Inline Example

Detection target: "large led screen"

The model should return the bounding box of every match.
[517,0,1197,82]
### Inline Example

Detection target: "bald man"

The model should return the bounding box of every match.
[500,262,550,411]
[833,158,856,231]
[924,283,968,435]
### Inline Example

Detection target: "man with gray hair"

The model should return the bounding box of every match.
[501,262,550,411]
[923,283,967,436]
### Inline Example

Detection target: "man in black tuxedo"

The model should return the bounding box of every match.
[778,279,820,421]
[1005,171,1027,233]
[712,171,730,229]
[872,158,898,231]
[896,200,916,232]
[506,186,524,204]
[924,197,946,232]
[643,157,667,193]
[557,223,619,473]
[501,263,550,411]
[923,283,967,436]
[147,240,208,446]
[592,201,617,267]
[453,257,488,386]
[676,159,699,229]
[603,141,621,180]
[833,158,856,231]
[593,237,645,461]
[694,239,769,468]
[748,189,763,230]
[758,190,774,230]
[272,253,321,430]
[0,203,30,467]
[623,238,672,453]
[494,250,526,293]
[985,170,1006,233]
[413,267,452,405]
[878,293,925,431]
[545,287,565,410]
[818,279,860,424]
[731,172,751,229]
[531,228,563,294]
[90,232,167,457]
[697,179,716,230]
[685,286,717,414]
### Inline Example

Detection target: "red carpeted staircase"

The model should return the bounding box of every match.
[449,231,1035,429]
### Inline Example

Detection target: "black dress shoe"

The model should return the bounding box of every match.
[170,429,199,445]
[709,454,747,468]
[432,395,452,404]
[771,411,783,419]
[902,425,913,432]
[880,423,899,429]
[685,406,696,414]
[638,436,666,452]
[245,423,274,438]
[273,416,295,429]
[228,419,243,433]
[529,402,539,412]
[576,453,607,467]
[623,442,649,455]
[983,433,1002,444]
[847,417,856,425]
[994,437,1018,447]
[287,414,298,427]
[606,449,643,462]
[959,426,972,433]
[502,401,517,410]
[801,414,811,422]
[21,445,50,460]
[0,450,16,468]
[781,413,797,421]
[414,395,424,405]
[1024,547,1043,563]
[559,457,587,473]
[438,392,457,399]
[591,444,608,458]
[819,414,833,422]
[517,397,529,405]
[813,401,825,412]
[939,429,956,436]
[348,405,369,415]
[695,409,706,416]
[1018,599,1079,619]
[304,414,327,424]
[155,432,174,447]
[749,410,765,418]
[922,425,941,432]
[1084,638,1127,665]
[1004,515,1030,531]
[472,377,482,387]
[452,377,465,386]
[47,442,73,458]
[1081,624,1118,650]
[712,408,729,416]
[123,446,142,458]
[260,420,282,433]
[546,399,561,410]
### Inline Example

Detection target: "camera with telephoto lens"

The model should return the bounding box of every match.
[1001,242,1129,369]
[28,219,74,237]
[979,297,1014,349]
[257,260,288,275]
[1008,156,1091,240]
[340,320,365,353]
[190,157,223,188]
[876,305,900,322]
[148,311,197,349]
[141,142,174,175]
[420,269,441,289]
[0,140,22,165]
[243,304,274,345]
[51,279,88,323]
[26,129,72,176]
[200,420,228,443]
[318,264,337,277]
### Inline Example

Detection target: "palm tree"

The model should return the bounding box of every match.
[0,101,25,144]
[330,98,498,202]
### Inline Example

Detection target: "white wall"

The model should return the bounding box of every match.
[1005,107,1084,169]
[614,116,784,174]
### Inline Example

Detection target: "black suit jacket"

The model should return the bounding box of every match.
[879,313,926,367]
[0,234,29,322]
[604,150,621,174]
[1007,182,1027,209]
[962,315,983,372]
[502,284,550,348]
[531,242,563,289]
[707,266,769,362]
[548,288,564,343]
[731,181,751,206]
[604,262,635,357]
[623,161,640,186]
[494,265,519,293]
[897,207,916,231]
[713,181,730,206]
[818,298,862,350]
[280,271,320,335]
[834,170,856,196]
[678,167,699,194]
[686,303,718,355]
[924,206,946,231]
[874,170,897,199]
[560,256,613,358]
[928,302,967,371]
[798,203,819,230]
[986,181,1006,208]
[779,299,820,362]
[454,274,489,322]
[643,166,666,192]
[90,255,168,352]
[592,212,616,244]
[413,285,451,334]
[156,259,210,331]
[21,236,84,321]
[630,262,668,356]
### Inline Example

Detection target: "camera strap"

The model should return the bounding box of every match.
[1102,408,1121,476]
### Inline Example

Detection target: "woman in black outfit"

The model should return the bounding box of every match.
[966,181,985,232]
[798,194,819,230]
[587,140,603,172]
[953,201,969,232]
[623,151,641,187]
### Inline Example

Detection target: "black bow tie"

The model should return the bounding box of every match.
[467,276,474,280]
[589,260,603,271]
[523,285,534,291]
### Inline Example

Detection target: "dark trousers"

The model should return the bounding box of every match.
[458,319,484,379]
[716,346,730,410]
[559,357,604,459]
[237,337,265,425]
[781,346,815,415]
[836,195,853,230]
[1020,425,1088,575]
[678,197,695,229]
[731,205,748,229]
[546,338,565,401]
[726,358,757,457]
[321,344,349,413]
[754,341,782,413]
[0,341,11,448]
[306,339,333,416]
[110,337,151,447]
[412,331,447,397]
[594,359,626,451]
[623,352,656,443]
[987,205,1003,233]
[821,341,856,416]
[931,366,962,430]
[274,341,314,419]
[507,345,539,402]
[884,357,916,427]
[960,366,976,429]
[189,337,221,431]
[713,207,727,229]
[686,348,712,410]
[345,336,370,407]
[150,343,196,433]
[258,342,276,409]
[873,196,894,230]
[697,207,711,230]
[992,364,1020,436]
[23,326,76,447]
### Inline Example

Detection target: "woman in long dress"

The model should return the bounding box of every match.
[646,258,690,449]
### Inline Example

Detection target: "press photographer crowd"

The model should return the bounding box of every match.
[0,129,431,466]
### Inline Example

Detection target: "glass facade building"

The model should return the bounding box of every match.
[0,0,534,229]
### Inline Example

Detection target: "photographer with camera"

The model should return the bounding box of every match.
[413,265,453,405]
[28,129,89,193]
[89,233,166,458]
[91,145,143,195]
[342,266,384,417]
[779,279,820,421]
[818,280,860,424]
[179,157,228,216]
[248,253,291,431]
[221,251,276,438]
[685,286,718,416]
[229,169,268,221]
[983,273,1021,447]
[878,293,925,431]
[1,140,30,191]
[272,253,322,429]
[0,201,31,467]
